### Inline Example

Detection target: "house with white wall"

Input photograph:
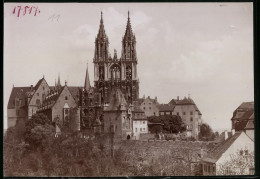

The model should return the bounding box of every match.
[201,130,254,176]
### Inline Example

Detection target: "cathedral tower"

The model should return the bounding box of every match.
[93,11,139,106]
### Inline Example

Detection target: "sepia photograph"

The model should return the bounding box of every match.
[4,2,254,177]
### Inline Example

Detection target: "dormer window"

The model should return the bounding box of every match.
[65,96,68,100]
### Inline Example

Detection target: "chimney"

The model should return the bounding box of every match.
[224,130,228,140]
[177,96,179,101]
[155,96,157,103]
[232,129,235,136]
[148,96,150,99]
[30,85,33,90]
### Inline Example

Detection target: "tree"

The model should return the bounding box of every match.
[148,115,186,134]
[24,113,55,150]
[198,123,215,141]
[58,108,80,133]
[218,151,254,175]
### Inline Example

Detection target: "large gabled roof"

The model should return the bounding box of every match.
[238,102,254,109]
[157,104,175,112]
[68,86,81,102]
[202,132,243,163]
[240,109,254,121]
[7,87,32,109]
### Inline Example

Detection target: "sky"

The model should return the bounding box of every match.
[4,3,253,131]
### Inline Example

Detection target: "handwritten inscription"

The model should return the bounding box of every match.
[12,5,40,17]
[48,14,60,22]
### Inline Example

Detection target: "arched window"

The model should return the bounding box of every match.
[65,109,69,115]
[111,65,121,80]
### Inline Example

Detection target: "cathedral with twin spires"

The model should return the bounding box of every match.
[93,11,139,105]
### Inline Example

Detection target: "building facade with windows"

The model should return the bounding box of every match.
[132,106,148,140]
[138,96,159,117]
[169,96,202,139]
[201,131,254,176]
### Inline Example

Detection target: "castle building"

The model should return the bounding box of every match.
[7,11,205,141]
[168,96,202,139]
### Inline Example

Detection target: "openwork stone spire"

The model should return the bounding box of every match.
[84,63,91,91]
[94,11,109,61]
[124,10,134,40]
[97,11,107,39]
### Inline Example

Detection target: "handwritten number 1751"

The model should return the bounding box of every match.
[13,6,40,17]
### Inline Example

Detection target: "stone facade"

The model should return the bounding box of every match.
[169,97,202,139]
[139,96,159,117]
[93,11,139,105]
[103,89,133,139]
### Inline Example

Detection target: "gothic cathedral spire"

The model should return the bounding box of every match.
[94,11,109,61]
[121,11,137,60]
[84,63,91,91]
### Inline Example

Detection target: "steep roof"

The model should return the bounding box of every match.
[175,97,195,105]
[202,132,243,163]
[68,86,81,103]
[157,104,175,112]
[133,105,145,113]
[7,87,32,109]
[105,88,128,111]
[238,102,254,109]
[34,78,45,90]
[169,99,177,105]
[240,109,254,121]
[235,120,249,131]
[133,98,145,106]
[169,97,202,115]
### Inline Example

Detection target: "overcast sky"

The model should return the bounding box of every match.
[4,3,253,130]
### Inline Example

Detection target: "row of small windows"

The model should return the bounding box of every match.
[143,107,152,110]
[203,164,215,173]
[135,128,146,132]
[143,102,152,105]
[134,121,146,124]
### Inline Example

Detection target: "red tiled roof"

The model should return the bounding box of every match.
[7,87,32,109]
[202,132,243,163]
